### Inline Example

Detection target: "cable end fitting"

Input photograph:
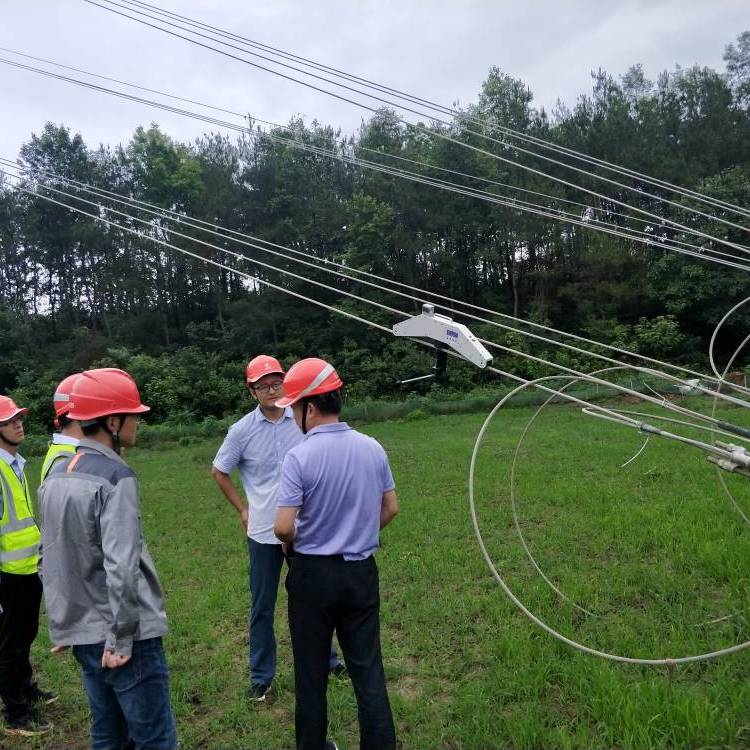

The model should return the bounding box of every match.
[715,443,750,469]
[707,454,750,478]
[637,422,661,436]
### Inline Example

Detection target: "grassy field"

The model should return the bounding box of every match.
[8,398,750,749]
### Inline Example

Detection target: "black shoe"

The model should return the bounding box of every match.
[248,682,271,702]
[329,663,348,679]
[27,687,59,705]
[4,715,53,737]
[324,741,339,750]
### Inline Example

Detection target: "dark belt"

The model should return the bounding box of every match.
[293,551,346,561]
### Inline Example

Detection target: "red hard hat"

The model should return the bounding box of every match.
[67,368,150,422]
[275,358,343,408]
[246,355,285,385]
[53,373,82,418]
[0,396,28,424]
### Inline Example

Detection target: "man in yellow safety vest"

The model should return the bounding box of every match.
[40,374,84,483]
[0,396,54,737]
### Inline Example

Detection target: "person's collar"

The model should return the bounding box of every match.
[304,421,350,439]
[0,447,25,470]
[77,438,128,465]
[52,433,80,447]
[255,404,293,424]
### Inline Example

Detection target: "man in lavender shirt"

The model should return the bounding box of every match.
[274,358,399,750]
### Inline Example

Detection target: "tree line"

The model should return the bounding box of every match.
[2,32,750,428]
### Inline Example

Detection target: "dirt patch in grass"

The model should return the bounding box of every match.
[395,674,422,701]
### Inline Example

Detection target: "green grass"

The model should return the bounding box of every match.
[8,399,750,749]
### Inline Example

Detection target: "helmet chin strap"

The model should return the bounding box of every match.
[108,416,125,454]
[301,398,311,435]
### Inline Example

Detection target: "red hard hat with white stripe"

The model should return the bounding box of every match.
[275,358,343,408]
[53,373,82,418]
[0,396,28,424]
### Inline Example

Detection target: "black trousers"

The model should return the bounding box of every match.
[0,571,43,721]
[286,554,396,750]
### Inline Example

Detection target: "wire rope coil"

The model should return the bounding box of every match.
[469,378,750,665]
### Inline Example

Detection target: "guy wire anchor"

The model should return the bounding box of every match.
[393,303,492,385]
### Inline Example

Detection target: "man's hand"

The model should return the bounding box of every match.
[101,649,131,669]
[380,490,399,529]
[274,506,299,544]
[212,466,249,534]
[50,645,69,655]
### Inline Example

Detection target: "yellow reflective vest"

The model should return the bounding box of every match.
[40,442,76,483]
[0,459,40,575]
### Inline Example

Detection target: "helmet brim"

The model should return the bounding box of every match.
[0,407,28,425]
[247,368,285,385]
[128,404,151,415]
[67,404,150,421]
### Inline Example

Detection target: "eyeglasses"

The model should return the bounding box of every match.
[253,380,284,394]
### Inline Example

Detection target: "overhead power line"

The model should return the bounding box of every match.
[2,44,737,266]
[94,0,750,228]
[4,163,749,430]
[0,45,706,241]
[2,54,749,272]
[3,155,749,400]
[116,0,750,221]
[82,0,750,256]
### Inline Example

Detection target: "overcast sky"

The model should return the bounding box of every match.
[0,0,747,161]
